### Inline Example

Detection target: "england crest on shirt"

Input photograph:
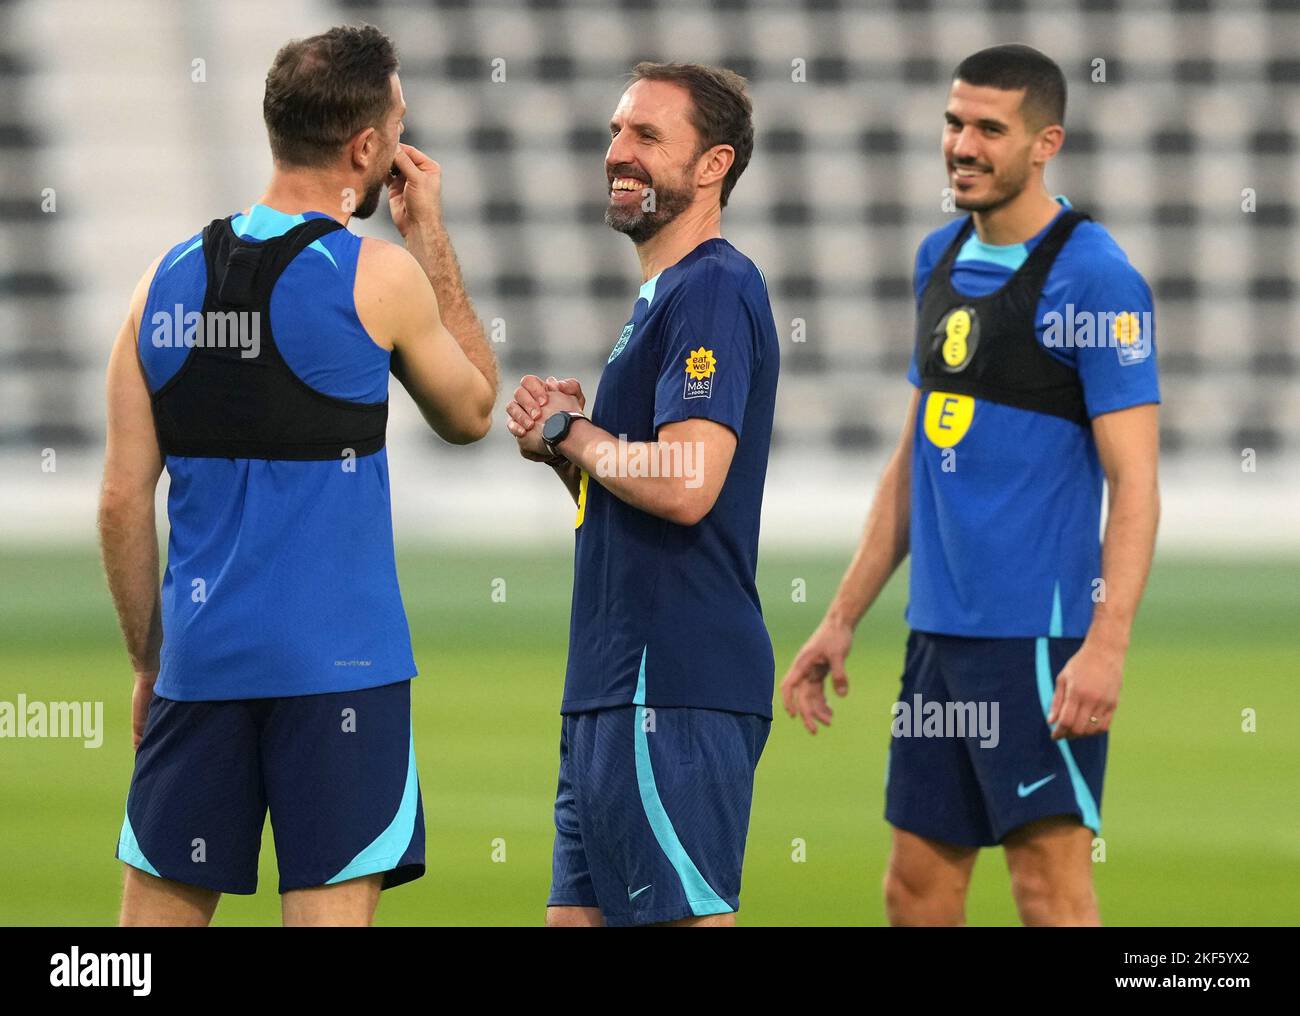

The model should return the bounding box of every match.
[608,323,633,363]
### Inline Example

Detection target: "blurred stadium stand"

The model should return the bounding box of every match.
[1,0,1297,548]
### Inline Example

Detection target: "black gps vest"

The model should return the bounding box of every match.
[150,215,388,460]
[914,209,1090,428]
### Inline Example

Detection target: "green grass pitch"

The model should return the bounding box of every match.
[1,547,1296,925]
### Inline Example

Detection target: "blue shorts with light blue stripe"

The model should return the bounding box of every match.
[548,705,770,926]
[885,631,1107,847]
[117,680,423,894]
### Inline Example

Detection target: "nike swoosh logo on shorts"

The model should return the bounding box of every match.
[628,884,652,901]
[1017,774,1056,798]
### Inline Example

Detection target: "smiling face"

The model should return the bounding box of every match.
[943,78,1056,214]
[603,78,702,243]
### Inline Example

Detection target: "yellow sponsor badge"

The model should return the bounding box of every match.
[575,469,589,529]
[683,347,717,400]
[1113,311,1140,346]
[942,308,972,368]
[923,391,975,448]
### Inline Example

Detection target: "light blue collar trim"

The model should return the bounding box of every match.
[162,204,343,275]
[957,233,1029,271]
[232,203,305,240]
[956,195,1073,270]
[231,204,339,269]
[639,272,661,307]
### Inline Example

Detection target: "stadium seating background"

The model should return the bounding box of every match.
[1,0,1298,930]
[0,0,1297,548]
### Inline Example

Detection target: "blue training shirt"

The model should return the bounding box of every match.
[906,199,1161,638]
[561,238,780,718]
[138,204,417,700]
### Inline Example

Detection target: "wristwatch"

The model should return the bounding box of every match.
[542,411,587,459]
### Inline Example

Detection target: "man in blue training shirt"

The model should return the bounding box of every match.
[506,63,780,927]
[100,25,498,925]
[782,45,1160,925]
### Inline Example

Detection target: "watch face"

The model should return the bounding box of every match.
[542,411,569,444]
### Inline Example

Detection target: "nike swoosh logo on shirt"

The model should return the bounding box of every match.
[1017,775,1057,798]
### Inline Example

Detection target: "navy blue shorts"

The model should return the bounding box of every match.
[116,679,424,894]
[548,705,770,927]
[885,631,1106,848]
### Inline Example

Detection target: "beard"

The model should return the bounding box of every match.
[952,158,1033,214]
[351,171,388,220]
[604,173,694,244]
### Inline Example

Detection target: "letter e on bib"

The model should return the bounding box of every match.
[923,391,974,447]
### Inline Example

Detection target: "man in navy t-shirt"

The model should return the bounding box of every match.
[782,45,1160,926]
[507,63,779,927]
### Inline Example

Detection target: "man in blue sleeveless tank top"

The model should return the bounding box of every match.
[99,25,498,926]
[781,46,1161,925]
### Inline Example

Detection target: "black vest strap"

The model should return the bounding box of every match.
[914,210,1091,428]
[207,216,345,310]
[150,215,389,461]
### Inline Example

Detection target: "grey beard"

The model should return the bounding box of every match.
[604,184,693,244]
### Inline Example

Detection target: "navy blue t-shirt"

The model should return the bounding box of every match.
[561,238,780,718]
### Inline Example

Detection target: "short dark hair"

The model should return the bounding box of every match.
[263,24,399,167]
[952,44,1066,130]
[629,61,754,208]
